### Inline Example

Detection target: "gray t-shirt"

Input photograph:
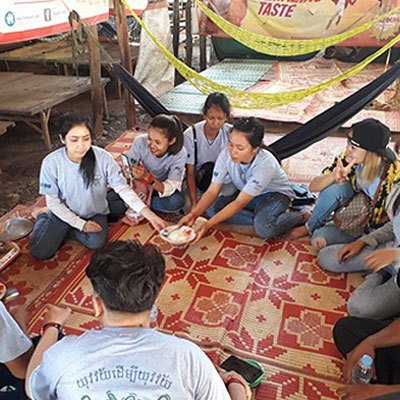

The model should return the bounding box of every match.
[212,147,295,199]
[128,134,187,183]
[0,302,32,363]
[30,327,230,400]
[183,121,231,172]
[39,146,126,219]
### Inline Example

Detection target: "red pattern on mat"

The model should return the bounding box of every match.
[0,129,364,399]
[232,58,400,132]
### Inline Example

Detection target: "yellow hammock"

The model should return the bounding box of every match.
[195,0,400,57]
[122,0,400,109]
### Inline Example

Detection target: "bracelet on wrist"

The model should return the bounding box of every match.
[188,210,197,218]
[145,173,155,186]
[225,377,248,392]
[41,322,63,336]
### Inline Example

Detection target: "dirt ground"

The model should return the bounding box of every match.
[0,34,211,217]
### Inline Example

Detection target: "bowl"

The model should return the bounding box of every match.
[0,218,33,242]
[160,225,196,246]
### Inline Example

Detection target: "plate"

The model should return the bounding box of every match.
[0,218,34,242]
[160,225,196,245]
[0,281,6,300]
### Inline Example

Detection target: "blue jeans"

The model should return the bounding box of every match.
[30,212,108,260]
[307,181,355,233]
[206,191,304,239]
[151,191,184,213]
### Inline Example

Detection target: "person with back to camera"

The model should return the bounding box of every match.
[127,114,187,213]
[286,119,400,253]
[30,112,167,260]
[178,117,308,242]
[25,240,245,400]
[183,92,232,208]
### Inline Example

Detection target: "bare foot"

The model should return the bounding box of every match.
[285,224,309,239]
[312,237,327,252]
[31,207,49,219]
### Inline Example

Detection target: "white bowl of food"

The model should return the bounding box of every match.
[160,225,196,246]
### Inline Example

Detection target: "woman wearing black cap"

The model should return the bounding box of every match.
[286,118,400,252]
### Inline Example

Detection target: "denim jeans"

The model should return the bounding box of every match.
[206,191,304,239]
[151,191,184,213]
[30,212,108,260]
[306,181,355,233]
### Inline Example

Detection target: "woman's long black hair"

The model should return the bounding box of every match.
[59,112,96,188]
[232,117,281,164]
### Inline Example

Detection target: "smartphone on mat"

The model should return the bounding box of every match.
[121,154,133,178]
[220,355,263,384]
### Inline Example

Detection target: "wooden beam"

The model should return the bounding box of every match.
[200,35,207,71]
[185,0,193,68]
[115,0,136,127]
[88,25,104,137]
[172,0,180,58]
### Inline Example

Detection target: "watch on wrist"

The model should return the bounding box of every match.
[41,322,63,335]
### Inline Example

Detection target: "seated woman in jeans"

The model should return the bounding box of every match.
[30,112,167,260]
[178,117,307,241]
[128,114,187,213]
[318,183,400,320]
[287,118,400,252]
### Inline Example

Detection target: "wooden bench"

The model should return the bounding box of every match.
[0,72,109,149]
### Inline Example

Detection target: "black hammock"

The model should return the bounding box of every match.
[113,63,400,160]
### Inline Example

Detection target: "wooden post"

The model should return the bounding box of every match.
[172,0,180,57]
[88,24,104,137]
[200,34,207,71]
[173,0,181,84]
[185,0,192,68]
[115,0,136,127]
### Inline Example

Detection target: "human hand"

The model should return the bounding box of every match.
[342,339,375,384]
[338,241,366,263]
[220,370,251,400]
[333,158,356,183]
[362,248,400,273]
[43,304,72,326]
[337,384,391,400]
[83,221,102,233]
[131,163,150,181]
[193,220,211,244]
[177,212,197,228]
[141,208,168,232]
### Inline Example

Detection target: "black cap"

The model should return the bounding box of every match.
[349,118,396,162]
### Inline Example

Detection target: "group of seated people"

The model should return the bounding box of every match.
[2,92,400,399]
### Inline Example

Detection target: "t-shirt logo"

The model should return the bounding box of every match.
[40,183,51,189]
[213,171,219,177]
[93,175,102,186]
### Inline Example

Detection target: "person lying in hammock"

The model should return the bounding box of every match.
[178,117,308,242]
[286,118,400,253]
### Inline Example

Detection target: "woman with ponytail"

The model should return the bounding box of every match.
[127,114,187,213]
[30,112,167,260]
[178,117,307,241]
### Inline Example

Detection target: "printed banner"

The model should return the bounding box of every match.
[0,0,109,44]
[199,0,400,46]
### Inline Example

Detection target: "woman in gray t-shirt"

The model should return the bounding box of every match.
[128,114,187,213]
[183,93,232,207]
[179,117,306,241]
[30,112,167,260]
